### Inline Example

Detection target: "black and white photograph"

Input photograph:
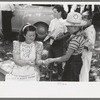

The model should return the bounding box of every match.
[0,2,99,82]
[0,1,100,98]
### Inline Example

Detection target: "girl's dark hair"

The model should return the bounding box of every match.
[53,5,67,19]
[18,24,37,42]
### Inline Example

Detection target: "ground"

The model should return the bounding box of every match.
[89,40,100,81]
[0,39,100,81]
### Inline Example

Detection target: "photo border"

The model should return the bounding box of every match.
[0,0,100,99]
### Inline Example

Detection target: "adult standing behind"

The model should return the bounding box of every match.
[44,5,68,80]
[79,11,96,81]
[0,4,15,42]
[0,23,44,81]
[44,12,87,81]
[80,11,96,82]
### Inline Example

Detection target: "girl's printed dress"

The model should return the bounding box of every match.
[0,41,43,81]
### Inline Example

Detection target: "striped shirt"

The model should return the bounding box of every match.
[67,31,86,55]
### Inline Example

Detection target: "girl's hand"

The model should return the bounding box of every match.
[35,60,45,66]
[28,61,35,66]
[44,58,54,65]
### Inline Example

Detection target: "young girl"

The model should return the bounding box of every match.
[0,23,44,81]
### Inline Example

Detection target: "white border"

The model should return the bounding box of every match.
[0,1,100,98]
[0,82,100,98]
[0,1,100,5]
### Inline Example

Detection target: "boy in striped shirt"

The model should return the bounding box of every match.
[43,12,87,81]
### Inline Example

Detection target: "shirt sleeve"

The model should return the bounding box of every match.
[48,19,56,32]
[13,41,20,54]
[48,20,53,32]
[68,35,84,51]
[36,41,43,55]
[85,25,96,47]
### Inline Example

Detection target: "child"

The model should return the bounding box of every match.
[44,12,87,81]
[0,23,44,81]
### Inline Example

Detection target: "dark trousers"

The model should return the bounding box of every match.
[48,39,63,77]
[62,54,82,81]
[2,11,12,41]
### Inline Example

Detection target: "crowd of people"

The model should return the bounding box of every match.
[0,4,99,81]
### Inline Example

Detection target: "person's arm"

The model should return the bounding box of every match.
[35,42,44,66]
[56,32,70,40]
[44,19,55,42]
[55,24,69,40]
[45,35,80,64]
[13,53,30,67]
[84,25,96,51]
[44,31,54,42]
[47,48,74,64]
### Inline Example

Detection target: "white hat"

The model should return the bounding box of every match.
[64,12,87,26]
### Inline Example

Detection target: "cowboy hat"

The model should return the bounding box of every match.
[63,12,87,26]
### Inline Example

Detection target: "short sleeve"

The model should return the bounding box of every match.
[48,19,56,32]
[36,41,43,55]
[68,36,84,51]
[13,41,20,54]
[48,20,52,32]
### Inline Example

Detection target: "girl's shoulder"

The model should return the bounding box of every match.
[13,40,22,44]
[13,40,19,43]
[13,40,24,46]
[13,40,19,46]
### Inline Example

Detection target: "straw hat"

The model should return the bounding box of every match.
[63,12,87,26]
